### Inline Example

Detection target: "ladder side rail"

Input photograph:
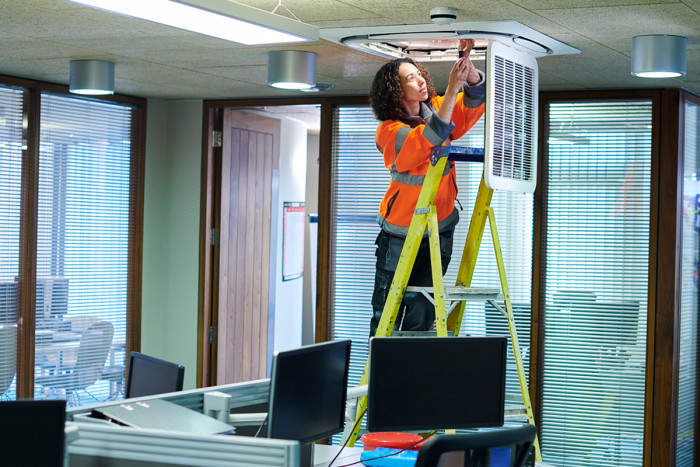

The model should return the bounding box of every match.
[427,205,448,337]
[486,207,541,462]
[373,157,448,338]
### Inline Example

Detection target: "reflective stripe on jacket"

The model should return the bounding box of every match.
[376,73,486,237]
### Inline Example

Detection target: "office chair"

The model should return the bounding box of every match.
[414,424,537,467]
[0,324,17,399]
[36,320,114,405]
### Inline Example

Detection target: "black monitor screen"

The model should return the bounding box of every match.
[267,339,351,444]
[126,352,185,399]
[0,399,66,467]
[367,337,507,432]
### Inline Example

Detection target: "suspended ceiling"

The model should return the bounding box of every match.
[0,0,697,99]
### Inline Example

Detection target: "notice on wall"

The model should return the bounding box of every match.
[283,202,305,281]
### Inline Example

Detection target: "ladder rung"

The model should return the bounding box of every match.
[391,330,440,337]
[406,286,502,302]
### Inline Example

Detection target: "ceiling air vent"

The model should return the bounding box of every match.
[320,21,579,62]
[485,42,538,194]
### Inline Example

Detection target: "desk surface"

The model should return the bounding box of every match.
[314,444,363,467]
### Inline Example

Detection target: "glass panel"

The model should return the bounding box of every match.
[33,93,133,406]
[330,106,534,439]
[541,101,651,466]
[677,96,699,466]
[0,85,24,401]
[330,107,385,387]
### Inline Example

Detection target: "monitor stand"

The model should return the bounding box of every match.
[300,442,314,467]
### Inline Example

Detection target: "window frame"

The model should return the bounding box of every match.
[0,74,146,399]
[535,89,699,467]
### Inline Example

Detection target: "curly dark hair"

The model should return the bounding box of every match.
[369,58,437,121]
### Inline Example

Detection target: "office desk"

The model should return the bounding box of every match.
[67,379,298,466]
[67,381,550,467]
[313,443,556,467]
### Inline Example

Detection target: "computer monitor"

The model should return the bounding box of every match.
[125,351,185,399]
[0,399,66,467]
[367,337,507,433]
[267,339,352,444]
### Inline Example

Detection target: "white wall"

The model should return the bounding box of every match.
[271,116,308,352]
[302,133,320,345]
[141,99,202,390]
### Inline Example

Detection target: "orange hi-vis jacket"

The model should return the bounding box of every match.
[375,74,486,237]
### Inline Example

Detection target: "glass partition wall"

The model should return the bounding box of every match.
[0,78,144,406]
[0,85,24,400]
[677,94,699,466]
[329,107,534,441]
[539,100,652,466]
[326,91,697,465]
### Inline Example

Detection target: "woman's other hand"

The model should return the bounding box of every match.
[459,39,481,85]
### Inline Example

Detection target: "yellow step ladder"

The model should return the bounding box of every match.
[342,145,541,461]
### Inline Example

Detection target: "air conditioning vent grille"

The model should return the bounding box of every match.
[485,42,538,193]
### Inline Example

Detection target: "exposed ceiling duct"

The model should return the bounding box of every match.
[321,21,580,62]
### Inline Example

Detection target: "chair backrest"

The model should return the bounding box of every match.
[75,320,114,389]
[414,424,537,467]
[0,325,17,395]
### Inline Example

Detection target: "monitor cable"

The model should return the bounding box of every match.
[326,406,367,466]
[253,414,269,438]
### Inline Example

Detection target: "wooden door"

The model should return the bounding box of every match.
[216,109,279,384]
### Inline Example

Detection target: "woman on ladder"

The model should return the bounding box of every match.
[368,39,486,336]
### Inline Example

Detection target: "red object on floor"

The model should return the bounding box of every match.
[361,432,423,451]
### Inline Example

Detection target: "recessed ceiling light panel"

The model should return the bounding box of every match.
[66,0,319,45]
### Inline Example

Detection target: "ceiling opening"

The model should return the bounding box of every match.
[321,21,579,62]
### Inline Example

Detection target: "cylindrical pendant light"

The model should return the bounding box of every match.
[70,60,115,95]
[631,35,687,78]
[267,51,316,90]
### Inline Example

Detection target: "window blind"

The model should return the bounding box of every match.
[330,106,534,435]
[0,85,24,400]
[330,107,386,387]
[677,97,699,466]
[541,101,651,466]
[33,93,134,406]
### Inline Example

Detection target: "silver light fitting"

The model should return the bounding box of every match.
[69,60,115,95]
[631,35,687,78]
[268,51,316,90]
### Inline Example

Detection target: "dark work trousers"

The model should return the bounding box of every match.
[370,228,454,336]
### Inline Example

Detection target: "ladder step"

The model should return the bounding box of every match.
[430,146,485,165]
[405,286,502,302]
[391,330,441,337]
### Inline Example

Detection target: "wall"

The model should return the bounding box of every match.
[141,99,203,390]
[271,116,308,353]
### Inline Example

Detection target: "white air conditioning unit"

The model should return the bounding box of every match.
[484,42,538,194]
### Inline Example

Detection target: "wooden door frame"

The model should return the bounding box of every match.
[197,97,367,387]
